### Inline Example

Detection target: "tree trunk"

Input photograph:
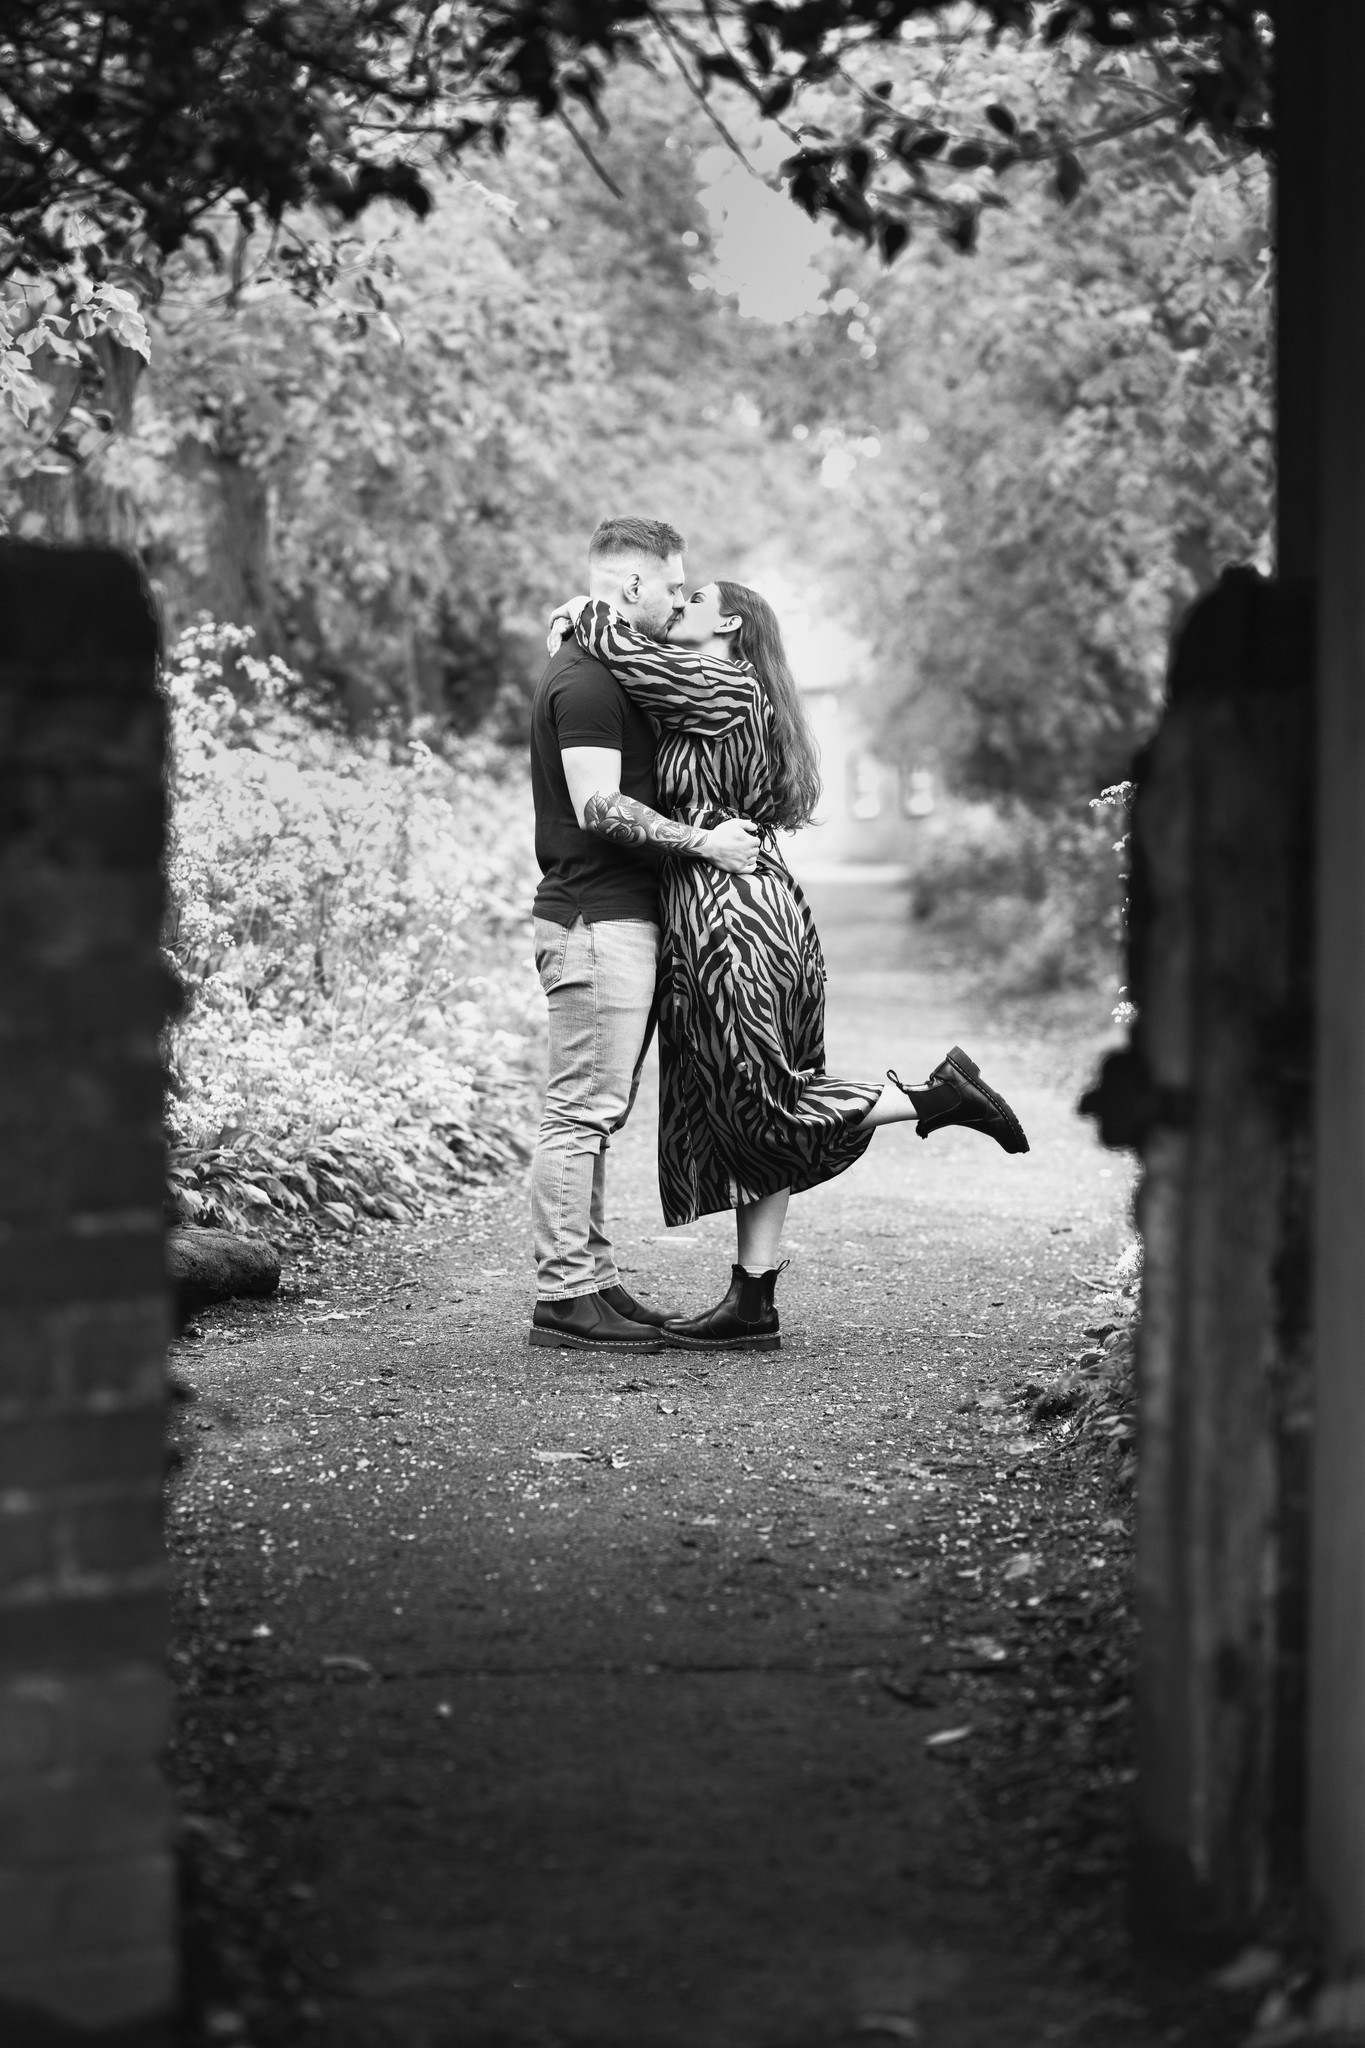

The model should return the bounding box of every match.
[193,451,277,651]
[12,463,141,550]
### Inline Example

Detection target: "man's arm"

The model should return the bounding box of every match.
[561,748,758,874]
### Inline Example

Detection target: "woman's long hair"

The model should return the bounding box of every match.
[717,581,822,829]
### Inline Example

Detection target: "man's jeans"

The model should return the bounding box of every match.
[530,915,659,1300]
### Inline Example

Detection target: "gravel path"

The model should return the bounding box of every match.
[167,877,1223,2048]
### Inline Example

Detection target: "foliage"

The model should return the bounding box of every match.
[909,783,1130,991]
[0,4,1274,813]
[111,174,613,721]
[0,275,148,439]
[0,4,1269,356]
[163,619,539,1236]
[4,81,839,724]
[788,48,1271,809]
[0,2,460,278]
[715,0,1268,256]
[1023,1240,1141,1489]
[1,20,1271,1020]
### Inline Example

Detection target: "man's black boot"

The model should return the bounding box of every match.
[888,1045,1030,1155]
[664,1263,784,1352]
[599,1283,674,1328]
[529,1291,665,1350]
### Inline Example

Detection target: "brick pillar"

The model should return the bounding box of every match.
[0,547,175,2041]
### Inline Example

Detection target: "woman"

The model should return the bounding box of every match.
[553,581,1028,1351]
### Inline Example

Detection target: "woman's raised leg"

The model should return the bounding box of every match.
[857,1083,920,1130]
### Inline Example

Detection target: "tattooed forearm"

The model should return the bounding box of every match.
[582,790,708,856]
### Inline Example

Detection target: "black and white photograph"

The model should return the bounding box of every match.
[3,5,1362,2047]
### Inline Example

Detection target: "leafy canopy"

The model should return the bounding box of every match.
[0,3,1270,430]
[1,2,1270,280]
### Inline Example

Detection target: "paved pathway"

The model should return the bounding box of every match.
[170,874,1164,2048]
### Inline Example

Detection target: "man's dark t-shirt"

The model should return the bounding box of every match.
[530,638,661,926]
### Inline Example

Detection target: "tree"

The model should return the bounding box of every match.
[0,3,1270,566]
[33,74,838,723]
[0,6,1271,772]
[808,101,1271,804]
[0,3,1270,347]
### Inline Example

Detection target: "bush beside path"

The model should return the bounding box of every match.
[166,881,1248,2048]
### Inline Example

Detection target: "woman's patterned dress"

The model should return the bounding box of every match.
[575,602,879,1227]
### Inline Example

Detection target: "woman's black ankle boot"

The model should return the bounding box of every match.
[664,1262,785,1351]
[887,1045,1030,1155]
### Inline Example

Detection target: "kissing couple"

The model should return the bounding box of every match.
[527,516,1029,1353]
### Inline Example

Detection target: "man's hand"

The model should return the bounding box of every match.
[546,593,592,655]
[702,817,761,874]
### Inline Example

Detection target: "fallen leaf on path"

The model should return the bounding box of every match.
[925,1726,973,1748]
[657,1402,677,1415]
[855,2017,921,2042]
[532,1449,591,1463]
[320,1654,374,1679]
[1003,1553,1042,1580]
[965,1635,1009,1663]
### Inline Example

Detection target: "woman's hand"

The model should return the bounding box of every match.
[546,593,592,655]
[703,817,761,874]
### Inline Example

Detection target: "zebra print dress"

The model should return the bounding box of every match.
[575,602,879,1227]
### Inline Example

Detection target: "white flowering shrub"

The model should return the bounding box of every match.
[164,620,540,1235]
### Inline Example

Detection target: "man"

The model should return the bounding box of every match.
[527,516,758,1349]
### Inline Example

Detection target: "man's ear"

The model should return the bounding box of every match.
[621,571,642,603]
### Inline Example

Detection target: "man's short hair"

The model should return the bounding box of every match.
[588,516,686,565]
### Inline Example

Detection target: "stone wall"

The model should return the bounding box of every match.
[0,547,176,2041]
